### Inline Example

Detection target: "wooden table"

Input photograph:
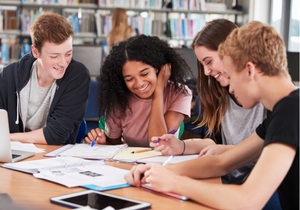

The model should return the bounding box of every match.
[0,145,221,210]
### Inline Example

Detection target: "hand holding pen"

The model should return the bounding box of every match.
[150,130,184,156]
[142,161,178,192]
[84,128,106,146]
[153,129,177,143]
[124,157,176,188]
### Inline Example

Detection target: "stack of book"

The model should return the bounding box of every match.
[167,16,206,39]
[22,0,97,5]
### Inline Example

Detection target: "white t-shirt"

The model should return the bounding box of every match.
[20,60,57,131]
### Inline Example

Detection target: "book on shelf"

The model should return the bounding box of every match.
[167,16,206,39]
[0,37,21,63]
[201,0,231,11]
[21,0,97,5]
[3,10,18,30]
[189,0,200,11]
[130,16,152,36]
[95,12,154,38]
[98,0,162,9]
[21,8,43,33]
[9,37,20,60]
[172,0,189,10]
[0,38,9,64]
[64,9,95,34]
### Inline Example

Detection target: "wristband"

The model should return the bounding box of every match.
[181,140,185,155]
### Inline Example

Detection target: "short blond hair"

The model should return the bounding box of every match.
[218,21,289,78]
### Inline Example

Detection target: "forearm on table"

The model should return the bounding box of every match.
[171,175,253,209]
[168,155,227,179]
[10,128,47,144]
[175,143,298,209]
[170,133,264,179]
[183,138,216,155]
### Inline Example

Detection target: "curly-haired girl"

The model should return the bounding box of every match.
[85,35,203,147]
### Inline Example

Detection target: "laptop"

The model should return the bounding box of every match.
[0,109,35,163]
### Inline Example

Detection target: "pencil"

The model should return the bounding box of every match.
[131,148,154,154]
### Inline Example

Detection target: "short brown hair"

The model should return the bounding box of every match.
[219,21,289,78]
[30,12,74,53]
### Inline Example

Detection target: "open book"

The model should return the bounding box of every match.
[44,144,128,159]
[44,144,162,162]
[2,157,130,189]
[2,156,100,174]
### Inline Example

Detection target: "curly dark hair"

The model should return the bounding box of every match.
[98,35,193,129]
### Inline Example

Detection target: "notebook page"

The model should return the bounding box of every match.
[113,147,162,162]
[57,144,127,159]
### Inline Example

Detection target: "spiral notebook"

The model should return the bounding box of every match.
[44,144,128,160]
[2,156,101,174]
[44,144,162,162]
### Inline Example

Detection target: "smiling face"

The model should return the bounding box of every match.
[194,46,229,87]
[223,55,259,109]
[122,61,158,99]
[32,36,73,86]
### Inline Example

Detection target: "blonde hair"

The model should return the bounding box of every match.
[191,19,238,137]
[219,21,290,78]
[107,8,132,46]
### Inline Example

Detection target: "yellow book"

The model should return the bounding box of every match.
[113,147,162,162]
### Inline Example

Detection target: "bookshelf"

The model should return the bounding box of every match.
[0,0,243,65]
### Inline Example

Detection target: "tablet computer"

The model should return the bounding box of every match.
[50,190,151,210]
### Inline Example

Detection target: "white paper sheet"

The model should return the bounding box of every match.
[34,164,129,188]
[11,142,45,153]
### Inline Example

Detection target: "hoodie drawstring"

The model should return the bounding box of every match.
[15,91,19,124]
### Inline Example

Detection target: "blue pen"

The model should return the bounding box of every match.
[91,139,96,147]
[153,129,177,143]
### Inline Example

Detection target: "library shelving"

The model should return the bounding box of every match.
[0,0,243,65]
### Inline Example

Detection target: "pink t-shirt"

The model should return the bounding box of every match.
[105,82,192,147]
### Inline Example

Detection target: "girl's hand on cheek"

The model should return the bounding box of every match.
[156,63,171,91]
